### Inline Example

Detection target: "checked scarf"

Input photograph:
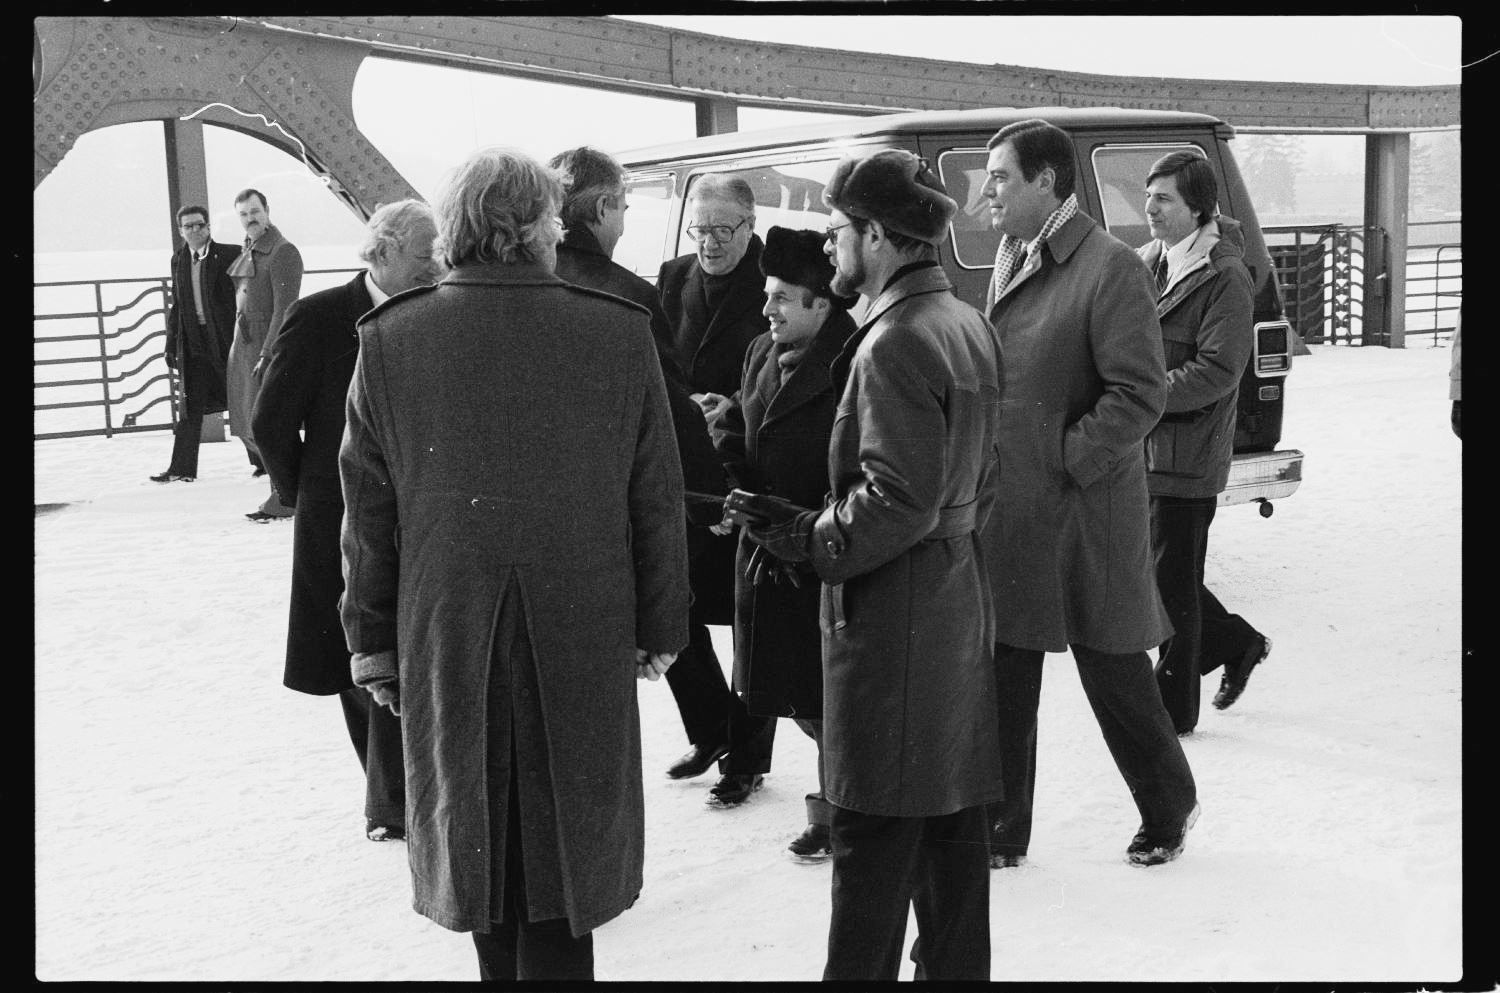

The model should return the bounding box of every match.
[989,193,1079,305]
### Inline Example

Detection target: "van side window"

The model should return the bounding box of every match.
[1091,143,1206,249]
[677,161,840,259]
[616,173,676,282]
[936,150,1003,270]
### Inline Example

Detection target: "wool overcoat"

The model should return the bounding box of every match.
[339,260,689,937]
[165,239,238,414]
[804,264,1003,818]
[1137,217,1255,499]
[716,308,857,720]
[253,272,373,695]
[982,211,1172,655]
[656,237,769,624]
[226,224,303,451]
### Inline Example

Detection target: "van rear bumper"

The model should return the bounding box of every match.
[1219,449,1303,507]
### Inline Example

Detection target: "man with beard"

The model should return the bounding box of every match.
[724,150,1002,980]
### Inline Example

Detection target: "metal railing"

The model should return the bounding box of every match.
[34,268,362,441]
[1265,223,1461,348]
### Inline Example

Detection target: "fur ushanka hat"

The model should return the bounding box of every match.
[822,149,957,245]
[759,226,855,309]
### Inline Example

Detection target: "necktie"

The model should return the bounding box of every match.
[1155,254,1170,293]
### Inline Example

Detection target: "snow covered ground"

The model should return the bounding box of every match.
[34,342,1464,983]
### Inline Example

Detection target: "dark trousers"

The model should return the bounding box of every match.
[336,688,406,825]
[824,803,990,981]
[1151,495,1215,733]
[665,622,772,774]
[1199,585,1263,676]
[166,352,210,477]
[990,642,1196,857]
[793,717,831,826]
[471,739,593,981]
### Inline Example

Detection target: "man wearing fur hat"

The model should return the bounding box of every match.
[713,226,858,846]
[723,151,1002,980]
[979,119,1198,871]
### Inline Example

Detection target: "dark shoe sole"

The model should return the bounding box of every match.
[786,847,832,864]
[705,776,764,808]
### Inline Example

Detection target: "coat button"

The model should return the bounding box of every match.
[826,538,842,556]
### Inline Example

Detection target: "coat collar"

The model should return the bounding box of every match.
[443,259,568,287]
[247,224,286,256]
[860,262,955,332]
[684,235,766,352]
[761,307,857,427]
[560,225,609,261]
[1138,217,1246,316]
[989,212,1098,309]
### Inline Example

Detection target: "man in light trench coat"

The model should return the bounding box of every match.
[338,148,689,981]
[724,148,1003,982]
[978,118,1199,870]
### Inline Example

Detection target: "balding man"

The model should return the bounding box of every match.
[253,199,446,843]
[653,174,773,799]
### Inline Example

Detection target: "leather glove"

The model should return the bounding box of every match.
[723,489,814,563]
[745,544,803,588]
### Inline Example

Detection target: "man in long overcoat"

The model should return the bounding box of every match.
[152,203,237,482]
[978,119,1198,869]
[726,150,1002,981]
[652,175,772,794]
[253,200,445,842]
[226,187,303,520]
[339,148,688,982]
[715,226,858,853]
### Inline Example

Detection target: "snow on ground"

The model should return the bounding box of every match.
[34,342,1463,982]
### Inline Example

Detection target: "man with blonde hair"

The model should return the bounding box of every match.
[254,198,444,843]
[339,148,689,981]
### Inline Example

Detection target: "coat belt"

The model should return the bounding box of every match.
[923,499,978,541]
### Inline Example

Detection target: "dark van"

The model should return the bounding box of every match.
[616,106,1302,513]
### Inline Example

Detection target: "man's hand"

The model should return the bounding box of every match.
[635,648,678,681]
[723,489,815,563]
[367,679,400,716]
[691,391,732,424]
[708,521,734,536]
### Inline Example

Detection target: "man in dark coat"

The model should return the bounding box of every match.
[339,148,689,982]
[1138,150,1267,732]
[715,226,857,856]
[548,146,727,520]
[151,204,237,483]
[253,199,445,842]
[227,188,303,521]
[725,150,1002,981]
[979,119,1198,869]
[652,175,773,795]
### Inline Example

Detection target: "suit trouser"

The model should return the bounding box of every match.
[824,803,990,981]
[664,622,772,773]
[1151,495,1216,733]
[166,352,211,478]
[1199,585,1263,676]
[336,688,406,826]
[990,642,1197,857]
[792,717,832,826]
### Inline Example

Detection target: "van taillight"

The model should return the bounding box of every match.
[1253,320,1292,377]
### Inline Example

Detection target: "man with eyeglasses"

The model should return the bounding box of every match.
[725,149,1002,980]
[151,205,239,483]
[652,175,771,798]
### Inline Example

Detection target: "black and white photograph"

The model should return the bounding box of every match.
[34,11,1471,984]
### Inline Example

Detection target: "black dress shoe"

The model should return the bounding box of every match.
[1127,802,1201,866]
[705,773,763,808]
[150,471,195,483]
[786,823,832,863]
[665,742,729,780]
[366,819,405,842]
[245,510,291,522]
[1212,635,1271,711]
